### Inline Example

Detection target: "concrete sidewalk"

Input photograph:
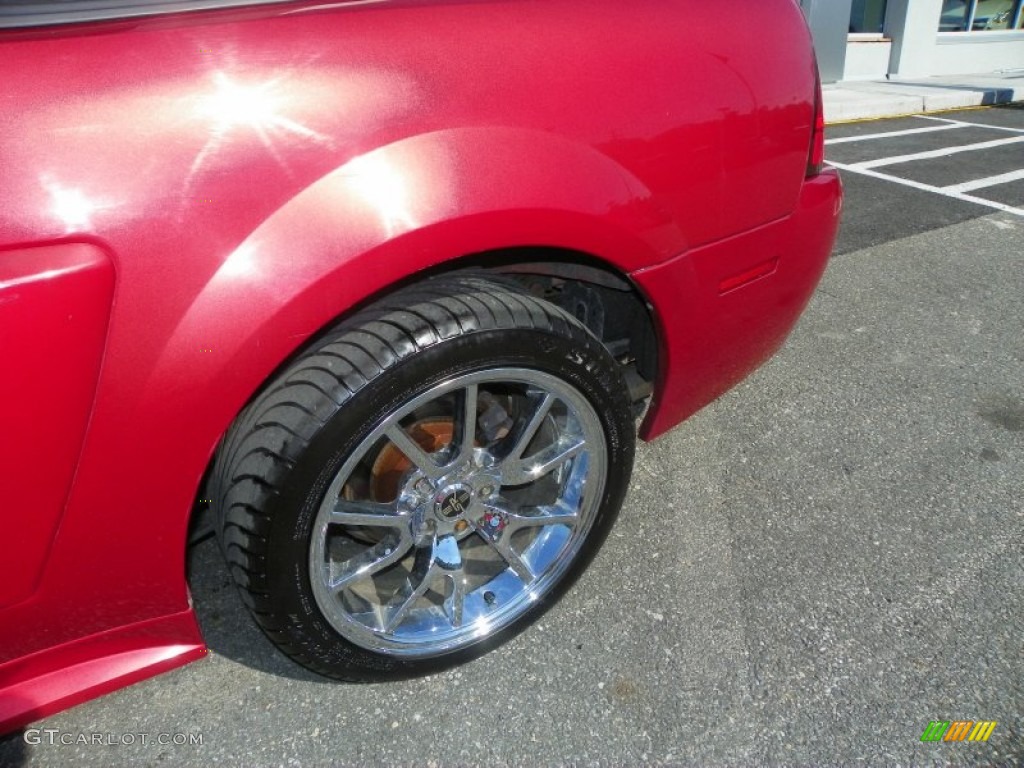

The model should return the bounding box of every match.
[824,70,1024,123]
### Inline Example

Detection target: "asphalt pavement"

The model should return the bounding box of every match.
[3,105,1023,767]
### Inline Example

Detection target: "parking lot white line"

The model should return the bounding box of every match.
[852,135,1024,169]
[825,123,965,145]
[944,168,1024,193]
[914,114,1024,134]
[829,161,1024,218]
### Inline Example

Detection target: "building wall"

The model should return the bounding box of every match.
[844,40,893,80]
[887,0,1024,77]
[824,0,1024,81]
[925,33,1024,76]
[802,0,853,83]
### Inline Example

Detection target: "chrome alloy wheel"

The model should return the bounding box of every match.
[309,367,606,657]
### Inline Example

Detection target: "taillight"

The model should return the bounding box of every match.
[807,63,825,178]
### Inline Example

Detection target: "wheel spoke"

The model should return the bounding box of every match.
[452,383,478,465]
[385,424,443,479]
[330,499,409,529]
[444,571,467,627]
[433,536,466,627]
[432,534,462,571]
[505,502,578,533]
[384,577,432,633]
[507,392,555,461]
[502,434,586,485]
[329,535,412,592]
[493,538,534,582]
[381,534,463,632]
[383,545,438,632]
[472,515,535,582]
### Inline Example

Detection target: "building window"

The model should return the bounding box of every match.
[850,0,889,34]
[939,0,1024,31]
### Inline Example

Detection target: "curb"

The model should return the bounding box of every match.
[823,79,1024,124]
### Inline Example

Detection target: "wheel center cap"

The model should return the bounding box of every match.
[435,484,473,520]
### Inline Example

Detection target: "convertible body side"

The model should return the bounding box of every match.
[0,0,839,730]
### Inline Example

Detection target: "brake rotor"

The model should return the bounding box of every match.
[369,419,456,502]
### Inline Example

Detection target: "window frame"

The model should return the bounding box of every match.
[938,0,1024,32]
[0,0,301,30]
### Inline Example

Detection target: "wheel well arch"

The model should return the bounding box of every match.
[185,245,660,547]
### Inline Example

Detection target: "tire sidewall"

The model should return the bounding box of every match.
[261,326,634,679]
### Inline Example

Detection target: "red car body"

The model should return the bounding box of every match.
[0,0,840,732]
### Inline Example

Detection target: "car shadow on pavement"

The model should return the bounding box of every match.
[0,724,29,767]
[187,536,334,685]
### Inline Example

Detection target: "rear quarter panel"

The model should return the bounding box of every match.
[0,0,818,711]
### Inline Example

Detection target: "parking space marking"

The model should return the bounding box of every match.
[828,110,1024,217]
[944,168,1024,193]
[914,114,1024,134]
[829,161,1024,218]
[852,135,1024,170]
[825,123,965,145]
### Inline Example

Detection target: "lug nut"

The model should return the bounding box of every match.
[415,478,433,495]
[454,520,468,533]
[478,485,494,498]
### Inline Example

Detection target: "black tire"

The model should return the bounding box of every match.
[211,276,634,680]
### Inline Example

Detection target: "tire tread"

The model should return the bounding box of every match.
[211,275,628,679]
